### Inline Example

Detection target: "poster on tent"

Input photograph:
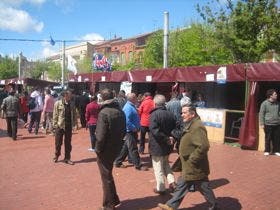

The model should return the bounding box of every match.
[120,81,132,94]
[217,66,227,84]
[197,108,223,128]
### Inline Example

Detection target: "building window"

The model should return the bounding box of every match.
[138,52,143,63]
[129,51,133,62]
[120,53,126,65]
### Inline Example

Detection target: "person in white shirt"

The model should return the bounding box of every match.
[28,87,43,135]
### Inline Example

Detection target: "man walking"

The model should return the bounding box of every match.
[259,89,280,156]
[114,93,147,171]
[28,87,43,135]
[53,90,76,165]
[79,91,90,128]
[1,89,20,140]
[149,94,177,194]
[158,105,219,210]
[85,94,100,151]
[95,88,126,210]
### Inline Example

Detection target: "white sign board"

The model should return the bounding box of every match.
[206,74,215,81]
[120,81,132,94]
[146,75,152,82]
[101,76,106,82]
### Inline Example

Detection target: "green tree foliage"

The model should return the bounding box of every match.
[169,24,233,67]
[143,25,233,69]
[197,0,280,63]
[76,57,92,73]
[143,30,164,68]
[47,61,61,81]
[0,56,18,79]
[30,61,48,79]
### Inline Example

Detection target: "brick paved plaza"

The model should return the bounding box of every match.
[0,119,279,210]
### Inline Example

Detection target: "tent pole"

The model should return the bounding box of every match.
[244,63,249,109]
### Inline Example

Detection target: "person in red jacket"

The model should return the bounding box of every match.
[85,94,100,151]
[138,92,155,154]
[19,91,29,127]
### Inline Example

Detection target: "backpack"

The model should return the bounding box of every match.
[28,97,37,110]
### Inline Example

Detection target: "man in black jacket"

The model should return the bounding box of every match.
[149,94,177,194]
[79,91,90,128]
[95,88,126,210]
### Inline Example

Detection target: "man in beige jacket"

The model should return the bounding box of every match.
[53,90,76,165]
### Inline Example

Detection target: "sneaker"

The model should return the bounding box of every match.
[264,152,270,156]
[88,148,96,152]
[274,152,280,156]
[157,203,174,210]
[64,159,74,165]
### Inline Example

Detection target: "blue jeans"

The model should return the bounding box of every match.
[88,124,97,149]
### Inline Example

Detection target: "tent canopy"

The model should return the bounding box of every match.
[69,63,280,83]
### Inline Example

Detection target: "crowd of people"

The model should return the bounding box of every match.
[4,85,258,210]
[1,85,279,210]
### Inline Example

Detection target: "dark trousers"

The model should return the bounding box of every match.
[97,155,120,208]
[166,177,217,209]
[80,108,86,128]
[6,117,17,140]
[114,132,141,168]
[139,126,149,153]
[54,127,72,160]
[28,111,41,133]
[88,124,97,149]
[264,124,280,153]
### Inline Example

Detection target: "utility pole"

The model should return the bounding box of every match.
[163,11,169,69]
[18,52,22,81]
[62,40,65,87]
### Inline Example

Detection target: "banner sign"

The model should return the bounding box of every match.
[197,108,223,128]
[217,66,227,84]
[92,53,112,71]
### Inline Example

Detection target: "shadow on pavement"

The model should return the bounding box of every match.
[118,179,231,210]
[120,194,172,210]
[180,196,241,210]
[209,178,230,189]
[20,135,46,140]
[74,157,97,164]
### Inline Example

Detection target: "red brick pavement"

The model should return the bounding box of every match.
[0,118,280,210]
